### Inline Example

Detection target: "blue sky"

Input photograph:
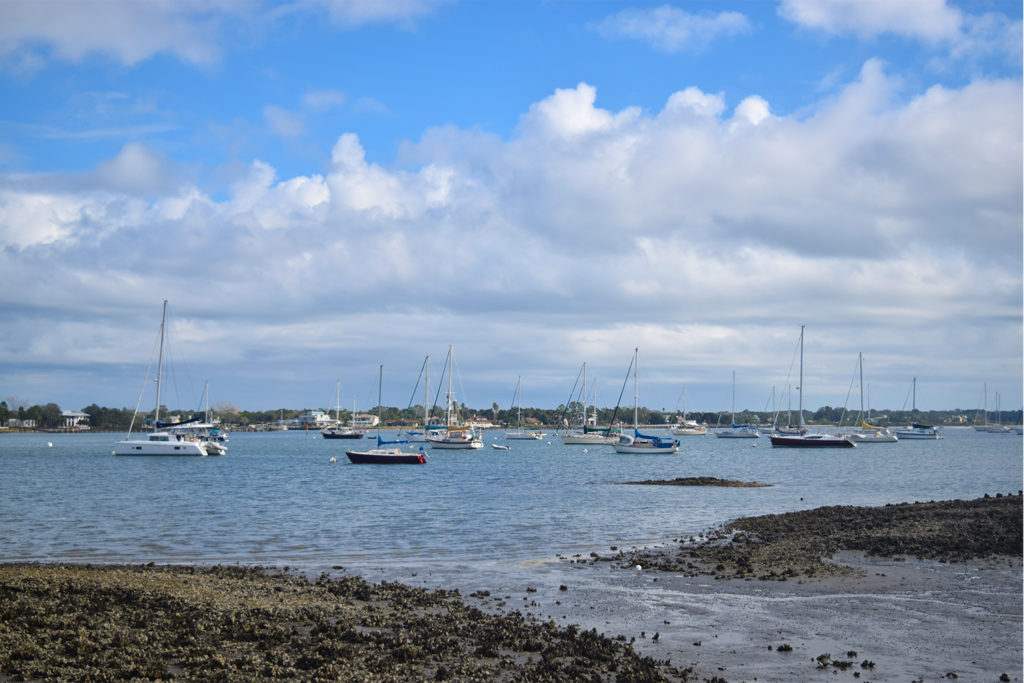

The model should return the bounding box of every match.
[0,0,1021,416]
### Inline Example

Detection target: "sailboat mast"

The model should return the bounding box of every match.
[798,325,805,428]
[516,376,522,430]
[377,364,383,440]
[633,348,639,431]
[447,345,453,426]
[858,352,864,420]
[154,299,167,427]
[424,356,430,428]
[582,362,587,428]
[731,371,735,425]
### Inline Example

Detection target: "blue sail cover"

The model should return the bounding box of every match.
[634,429,678,448]
[377,435,410,446]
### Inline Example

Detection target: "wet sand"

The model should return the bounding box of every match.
[1,495,1020,682]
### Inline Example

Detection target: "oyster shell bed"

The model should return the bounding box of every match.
[615,493,1022,580]
[0,563,692,681]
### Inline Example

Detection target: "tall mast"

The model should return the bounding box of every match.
[731,371,736,425]
[582,362,587,428]
[377,364,383,440]
[424,356,430,428]
[633,348,639,431]
[798,325,805,428]
[446,345,454,427]
[858,352,864,422]
[154,299,167,428]
[516,376,523,430]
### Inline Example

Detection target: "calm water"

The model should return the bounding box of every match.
[1,428,1020,576]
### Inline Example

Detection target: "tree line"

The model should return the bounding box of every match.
[2,399,1019,431]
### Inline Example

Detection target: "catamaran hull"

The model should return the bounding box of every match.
[114,439,209,456]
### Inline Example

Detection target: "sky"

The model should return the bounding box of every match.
[0,0,1021,417]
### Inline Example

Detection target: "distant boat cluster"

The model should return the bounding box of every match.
[112,305,1020,461]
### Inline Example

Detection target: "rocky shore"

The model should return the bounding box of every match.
[0,563,689,682]
[1,495,1020,682]
[612,493,1022,580]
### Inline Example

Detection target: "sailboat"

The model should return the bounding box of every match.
[845,353,898,443]
[345,365,427,464]
[426,345,483,449]
[505,376,543,439]
[401,356,432,442]
[114,301,220,457]
[165,380,229,454]
[671,387,707,435]
[895,378,941,439]
[770,326,855,448]
[974,384,1011,433]
[715,372,759,438]
[613,348,680,454]
[321,380,364,439]
[561,363,620,444]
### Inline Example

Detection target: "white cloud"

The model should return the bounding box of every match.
[0,66,1019,411]
[779,0,1022,66]
[593,4,751,52]
[0,0,225,68]
[264,105,304,138]
[779,0,963,41]
[733,95,772,126]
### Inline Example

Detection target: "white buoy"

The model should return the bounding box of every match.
[329,457,336,463]
[636,565,642,571]
[583,448,588,453]
[47,442,53,447]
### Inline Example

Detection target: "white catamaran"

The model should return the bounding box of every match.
[114,301,224,457]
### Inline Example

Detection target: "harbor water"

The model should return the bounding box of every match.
[1,427,1019,575]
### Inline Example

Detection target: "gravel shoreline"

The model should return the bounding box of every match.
[1,494,1020,682]
[613,492,1022,580]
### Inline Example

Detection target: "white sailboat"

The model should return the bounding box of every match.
[895,378,941,439]
[845,353,898,443]
[114,301,219,457]
[426,345,483,449]
[505,376,542,439]
[671,387,707,435]
[613,348,680,454]
[715,372,759,438]
[561,364,620,444]
[974,384,1011,433]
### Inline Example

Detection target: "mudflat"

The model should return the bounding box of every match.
[1,494,1020,682]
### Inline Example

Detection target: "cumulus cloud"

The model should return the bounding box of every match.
[779,0,963,41]
[0,65,1019,410]
[592,4,752,52]
[779,0,1022,66]
[0,0,224,69]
